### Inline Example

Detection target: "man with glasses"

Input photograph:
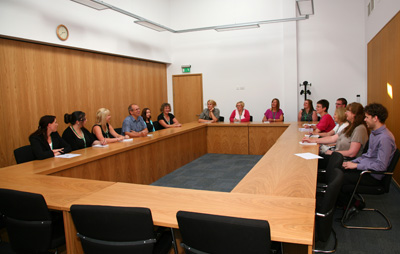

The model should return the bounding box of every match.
[122,104,148,138]
[336,98,347,108]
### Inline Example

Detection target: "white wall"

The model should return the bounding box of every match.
[0,0,172,62]
[167,0,297,121]
[365,0,400,43]
[297,0,366,116]
[1,0,374,121]
[168,0,367,120]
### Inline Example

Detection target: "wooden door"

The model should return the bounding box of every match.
[173,74,203,123]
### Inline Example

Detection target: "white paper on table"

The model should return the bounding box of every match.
[299,142,317,146]
[55,154,81,158]
[299,128,313,132]
[303,123,316,127]
[92,144,109,148]
[295,153,323,160]
[147,134,153,137]
[263,121,270,124]
[122,138,133,142]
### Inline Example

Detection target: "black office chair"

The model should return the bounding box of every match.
[0,188,65,254]
[317,152,344,190]
[314,168,343,253]
[13,145,35,164]
[70,205,173,254]
[218,116,224,122]
[114,128,122,135]
[250,115,253,122]
[177,211,279,254]
[153,121,162,131]
[341,148,400,230]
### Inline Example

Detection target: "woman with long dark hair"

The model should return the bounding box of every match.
[29,115,71,159]
[262,98,284,122]
[298,99,318,122]
[141,108,155,132]
[62,111,101,151]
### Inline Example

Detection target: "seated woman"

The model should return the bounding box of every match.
[306,99,336,133]
[318,107,348,137]
[141,107,155,132]
[157,103,182,129]
[298,99,318,122]
[302,102,369,167]
[62,111,102,151]
[229,101,250,123]
[92,108,128,143]
[199,100,220,123]
[29,115,72,160]
[262,98,284,122]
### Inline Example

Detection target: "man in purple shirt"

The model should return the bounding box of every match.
[340,103,396,207]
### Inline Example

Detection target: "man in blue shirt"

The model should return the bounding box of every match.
[341,103,396,209]
[122,104,148,138]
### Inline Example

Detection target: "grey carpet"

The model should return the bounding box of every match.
[151,153,262,192]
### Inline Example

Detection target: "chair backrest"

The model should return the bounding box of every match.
[218,116,224,122]
[70,205,157,254]
[382,148,400,193]
[315,168,343,242]
[153,121,162,131]
[250,115,253,122]
[13,145,35,164]
[177,211,271,254]
[0,188,54,253]
[325,152,344,182]
[114,127,122,135]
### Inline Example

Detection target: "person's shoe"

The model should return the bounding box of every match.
[342,206,359,222]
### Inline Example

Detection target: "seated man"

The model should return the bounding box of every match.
[336,97,347,108]
[340,103,396,205]
[122,104,148,138]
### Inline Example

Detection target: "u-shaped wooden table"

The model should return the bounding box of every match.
[0,122,318,254]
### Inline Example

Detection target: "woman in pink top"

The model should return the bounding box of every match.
[229,101,250,122]
[306,99,336,133]
[262,98,284,122]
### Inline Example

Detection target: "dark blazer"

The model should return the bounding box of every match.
[29,131,72,160]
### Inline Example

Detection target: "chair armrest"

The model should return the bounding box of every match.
[360,170,393,176]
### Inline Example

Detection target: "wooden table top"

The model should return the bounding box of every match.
[232,122,319,198]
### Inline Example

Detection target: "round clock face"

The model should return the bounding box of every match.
[57,25,69,41]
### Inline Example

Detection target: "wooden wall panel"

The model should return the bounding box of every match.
[50,128,207,184]
[367,11,400,184]
[0,38,167,168]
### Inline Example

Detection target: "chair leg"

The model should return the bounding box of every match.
[170,228,178,254]
[313,229,337,253]
[341,207,392,230]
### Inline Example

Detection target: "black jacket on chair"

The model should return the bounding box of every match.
[29,132,72,160]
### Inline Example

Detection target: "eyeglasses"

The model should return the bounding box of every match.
[79,117,87,121]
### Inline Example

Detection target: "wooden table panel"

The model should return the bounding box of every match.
[50,127,207,184]
[249,124,288,155]
[207,124,249,154]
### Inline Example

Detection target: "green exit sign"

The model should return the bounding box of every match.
[182,67,191,73]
